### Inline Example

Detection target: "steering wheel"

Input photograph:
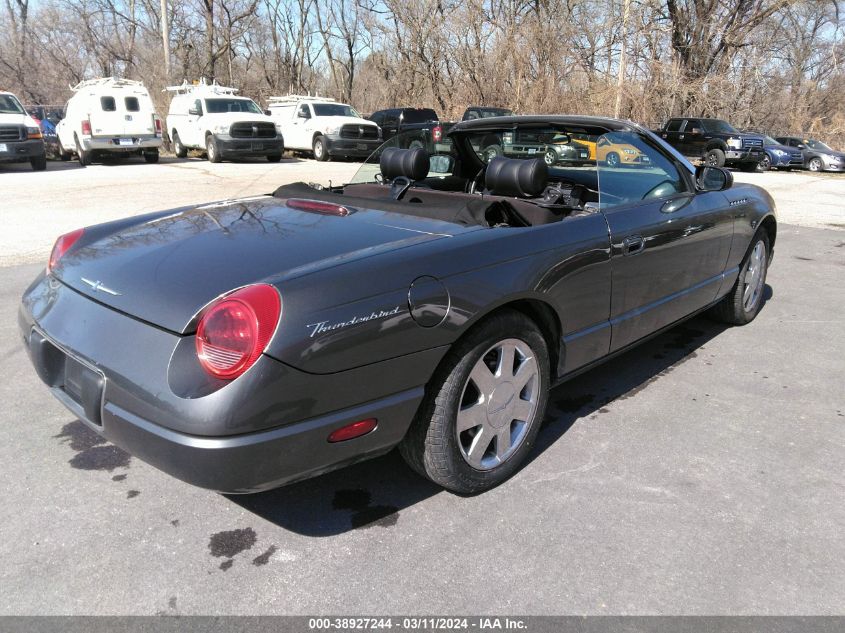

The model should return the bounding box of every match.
[643,180,678,200]
[467,165,487,194]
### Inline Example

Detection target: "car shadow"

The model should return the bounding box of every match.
[227,291,776,537]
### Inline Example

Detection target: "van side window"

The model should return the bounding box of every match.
[125,97,140,112]
[101,96,116,112]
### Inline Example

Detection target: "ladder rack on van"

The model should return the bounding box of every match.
[164,79,239,95]
[267,95,336,104]
[70,78,147,91]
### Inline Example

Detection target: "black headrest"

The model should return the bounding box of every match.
[485,156,547,197]
[380,147,430,182]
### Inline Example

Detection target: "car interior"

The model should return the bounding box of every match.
[272,127,688,229]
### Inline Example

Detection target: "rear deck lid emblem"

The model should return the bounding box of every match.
[80,277,121,296]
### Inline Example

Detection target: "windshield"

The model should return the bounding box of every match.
[701,119,738,134]
[0,94,26,115]
[205,98,263,114]
[312,103,360,118]
[350,130,455,184]
[805,139,833,151]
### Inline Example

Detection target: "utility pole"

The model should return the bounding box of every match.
[614,0,631,119]
[160,0,171,82]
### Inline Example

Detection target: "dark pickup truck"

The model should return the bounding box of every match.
[655,117,766,171]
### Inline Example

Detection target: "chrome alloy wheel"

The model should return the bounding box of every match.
[456,338,540,471]
[743,240,767,312]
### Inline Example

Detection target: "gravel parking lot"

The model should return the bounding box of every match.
[0,157,843,615]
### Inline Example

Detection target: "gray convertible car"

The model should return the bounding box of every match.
[19,115,776,494]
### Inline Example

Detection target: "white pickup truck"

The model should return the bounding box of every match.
[0,90,46,170]
[166,80,284,163]
[56,78,163,166]
[267,96,381,161]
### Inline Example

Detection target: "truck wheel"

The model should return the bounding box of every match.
[399,310,550,494]
[143,150,159,164]
[807,157,822,172]
[30,155,47,171]
[57,140,72,161]
[206,135,222,163]
[172,132,188,158]
[313,135,329,161]
[482,145,502,163]
[708,231,770,325]
[759,154,772,171]
[705,148,726,167]
[75,137,92,167]
[266,154,282,162]
[408,140,425,151]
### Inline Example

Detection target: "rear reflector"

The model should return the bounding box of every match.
[327,418,377,443]
[286,198,354,217]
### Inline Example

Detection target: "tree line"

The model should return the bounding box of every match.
[2,0,843,142]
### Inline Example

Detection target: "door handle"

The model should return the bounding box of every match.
[679,134,685,140]
[622,235,644,255]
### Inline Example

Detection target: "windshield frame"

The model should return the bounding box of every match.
[0,93,26,115]
[204,97,263,115]
[701,119,739,134]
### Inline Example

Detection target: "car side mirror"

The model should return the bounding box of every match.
[797,144,806,149]
[188,107,200,116]
[264,109,271,116]
[297,111,308,119]
[429,154,454,174]
[695,165,733,192]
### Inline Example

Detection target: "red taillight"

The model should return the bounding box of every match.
[286,198,353,217]
[154,117,162,136]
[195,284,281,380]
[48,228,85,271]
[432,125,442,142]
[328,418,378,443]
[81,120,92,135]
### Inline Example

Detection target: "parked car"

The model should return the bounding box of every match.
[596,132,651,167]
[462,106,514,121]
[56,78,163,166]
[774,136,845,172]
[26,105,66,160]
[166,79,283,163]
[0,90,47,171]
[759,136,804,171]
[267,95,380,161]
[655,117,766,171]
[366,107,452,153]
[20,115,776,495]
[543,132,591,166]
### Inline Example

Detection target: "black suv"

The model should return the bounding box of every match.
[655,117,766,171]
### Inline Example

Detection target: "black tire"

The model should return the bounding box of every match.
[30,155,47,171]
[206,134,222,163]
[267,154,282,162]
[760,154,772,171]
[399,310,550,494]
[705,148,726,168]
[605,151,620,167]
[143,150,159,164]
[482,144,503,163]
[172,131,188,158]
[807,157,822,172]
[739,161,761,172]
[543,149,557,166]
[75,136,91,167]
[708,231,770,325]
[313,135,329,161]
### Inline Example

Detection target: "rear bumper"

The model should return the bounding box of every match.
[0,138,45,163]
[323,136,381,157]
[19,275,434,493]
[215,134,284,157]
[82,136,162,152]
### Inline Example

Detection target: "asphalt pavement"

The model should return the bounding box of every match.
[1,225,843,615]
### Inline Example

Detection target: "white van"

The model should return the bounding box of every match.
[0,90,47,171]
[166,80,284,163]
[267,95,380,161]
[56,78,163,166]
